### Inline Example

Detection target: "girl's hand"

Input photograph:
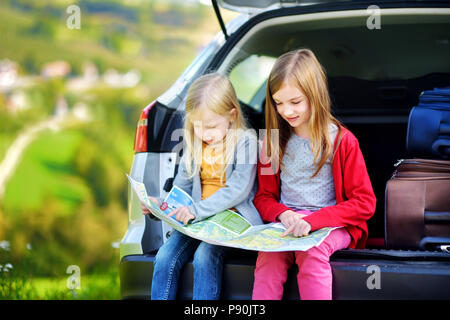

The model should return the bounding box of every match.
[279,210,311,237]
[278,210,307,227]
[141,197,159,215]
[167,206,195,225]
[281,219,311,237]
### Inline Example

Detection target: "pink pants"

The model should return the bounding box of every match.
[252,227,351,300]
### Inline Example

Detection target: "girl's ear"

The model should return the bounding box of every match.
[228,107,237,122]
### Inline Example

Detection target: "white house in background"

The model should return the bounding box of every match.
[73,102,91,122]
[0,59,19,91]
[103,68,141,88]
[41,61,71,78]
[67,62,99,91]
[7,90,29,113]
[82,62,99,82]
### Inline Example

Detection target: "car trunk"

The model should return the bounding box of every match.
[330,73,450,241]
[213,4,450,244]
[120,2,450,300]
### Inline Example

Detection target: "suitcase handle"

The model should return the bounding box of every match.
[440,123,450,135]
[424,211,450,224]
[432,139,450,158]
[419,237,450,251]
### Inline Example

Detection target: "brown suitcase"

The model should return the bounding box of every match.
[385,158,450,250]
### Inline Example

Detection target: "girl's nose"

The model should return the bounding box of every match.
[284,107,296,117]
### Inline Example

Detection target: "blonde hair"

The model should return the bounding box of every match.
[265,49,343,178]
[183,72,248,180]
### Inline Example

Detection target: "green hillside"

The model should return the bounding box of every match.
[0,0,236,299]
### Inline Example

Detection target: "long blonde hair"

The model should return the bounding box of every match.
[183,72,248,180]
[265,49,343,178]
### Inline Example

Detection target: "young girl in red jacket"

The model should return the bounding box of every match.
[252,49,377,300]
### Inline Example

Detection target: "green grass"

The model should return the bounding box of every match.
[0,1,239,299]
[1,267,121,300]
[33,271,120,300]
[3,129,90,216]
[0,134,16,161]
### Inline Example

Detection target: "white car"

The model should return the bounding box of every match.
[120,0,450,299]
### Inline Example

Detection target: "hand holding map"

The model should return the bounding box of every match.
[127,174,337,252]
[167,206,196,225]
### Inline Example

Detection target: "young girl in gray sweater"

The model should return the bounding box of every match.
[142,73,262,300]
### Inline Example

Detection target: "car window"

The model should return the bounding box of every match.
[229,55,275,112]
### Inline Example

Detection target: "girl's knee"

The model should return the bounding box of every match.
[255,251,293,275]
[193,244,224,269]
[193,247,208,267]
[295,247,331,269]
[297,228,350,264]
[154,247,174,270]
[258,251,293,266]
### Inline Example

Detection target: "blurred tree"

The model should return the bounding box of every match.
[23,54,39,75]
[26,19,56,38]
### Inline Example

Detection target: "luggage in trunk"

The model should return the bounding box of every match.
[406,87,450,160]
[385,87,450,250]
[385,159,450,250]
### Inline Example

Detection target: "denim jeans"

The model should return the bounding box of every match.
[151,230,228,300]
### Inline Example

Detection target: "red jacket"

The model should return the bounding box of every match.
[254,126,377,249]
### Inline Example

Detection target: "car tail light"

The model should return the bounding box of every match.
[133,100,157,153]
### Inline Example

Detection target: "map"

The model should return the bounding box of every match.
[127,175,336,252]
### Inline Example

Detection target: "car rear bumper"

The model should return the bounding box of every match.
[120,249,450,300]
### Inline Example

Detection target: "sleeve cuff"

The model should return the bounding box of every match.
[302,213,323,231]
[188,203,200,223]
[268,204,291,223]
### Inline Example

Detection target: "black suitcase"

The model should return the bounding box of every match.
[406,87,450,160]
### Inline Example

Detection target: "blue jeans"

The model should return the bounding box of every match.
[151,230,228,300]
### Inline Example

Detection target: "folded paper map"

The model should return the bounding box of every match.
[127,174,336,252]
